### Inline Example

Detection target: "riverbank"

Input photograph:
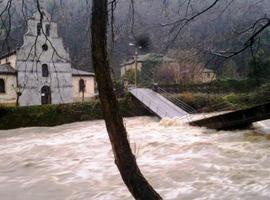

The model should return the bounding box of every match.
[161,81,270,112]
[1,88,269,130]
[176,90,270,113]
[0,96,150,130]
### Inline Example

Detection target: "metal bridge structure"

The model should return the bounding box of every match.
[129,88,195,119]
[130,87,270,130]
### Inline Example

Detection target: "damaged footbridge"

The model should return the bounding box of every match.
[129,87,270,130]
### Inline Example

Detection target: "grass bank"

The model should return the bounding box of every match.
[0,96,150,130]
[163,82,269,113]
[176,90,270,113]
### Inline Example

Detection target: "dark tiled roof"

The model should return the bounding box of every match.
[72,68,95,77]
[121,53,177,66]
[0,64,17,75]
[0,50,17,60]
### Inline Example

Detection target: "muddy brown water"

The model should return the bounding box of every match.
[0,116,270,200]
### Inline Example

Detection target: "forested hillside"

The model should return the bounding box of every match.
[1,0,270,78]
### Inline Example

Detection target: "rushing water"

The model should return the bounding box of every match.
[0,116,270,200]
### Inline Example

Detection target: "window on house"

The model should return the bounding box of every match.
[42,44,48,51]
[0,79,5,93]
[46,24,50,36]
[42,64,49,77]
[79,79,86,92]
[37,23,42,36]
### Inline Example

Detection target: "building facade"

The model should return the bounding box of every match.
[0,10,95,106]
[121,53,216,84]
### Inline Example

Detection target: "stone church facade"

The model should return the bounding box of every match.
[0,10,95,106]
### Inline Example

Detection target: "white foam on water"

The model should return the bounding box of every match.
[0,116,270,199]
[253,119,270,134]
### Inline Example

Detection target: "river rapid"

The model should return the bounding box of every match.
[0,116,270,200]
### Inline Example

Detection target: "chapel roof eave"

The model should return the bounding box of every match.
[0,64,17,75]
[0,50,17,60]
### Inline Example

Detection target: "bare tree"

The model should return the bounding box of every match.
[91,0,162,199]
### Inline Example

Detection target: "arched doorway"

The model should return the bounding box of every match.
[41,86,51,105]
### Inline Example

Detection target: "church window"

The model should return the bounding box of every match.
[37,23,42,36]
[42,44,48,51]
[79,79,86,92]
[42,64,49,77]
[46,24,50,36]
[0,79,5,93]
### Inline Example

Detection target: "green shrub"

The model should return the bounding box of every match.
[159,79,259,94]
[170,93,234,113]
[0,96,150,130]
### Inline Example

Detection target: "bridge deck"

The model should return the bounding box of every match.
[190,102,270,130]
[130,88,188,119]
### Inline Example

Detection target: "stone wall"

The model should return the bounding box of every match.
[121,62,143,77]
[195,71,216,84]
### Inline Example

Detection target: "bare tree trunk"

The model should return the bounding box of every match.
[16,95,19,107]
[91,0,162,199]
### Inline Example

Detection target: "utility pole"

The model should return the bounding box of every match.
[129,43,141,88]
[134,47,138,87]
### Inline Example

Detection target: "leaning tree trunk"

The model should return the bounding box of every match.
[91,0,162,199]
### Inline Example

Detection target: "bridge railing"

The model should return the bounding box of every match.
[155,86,197,114]
[138,67,197,114]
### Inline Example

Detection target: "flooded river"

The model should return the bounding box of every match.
[0,116,270,200]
